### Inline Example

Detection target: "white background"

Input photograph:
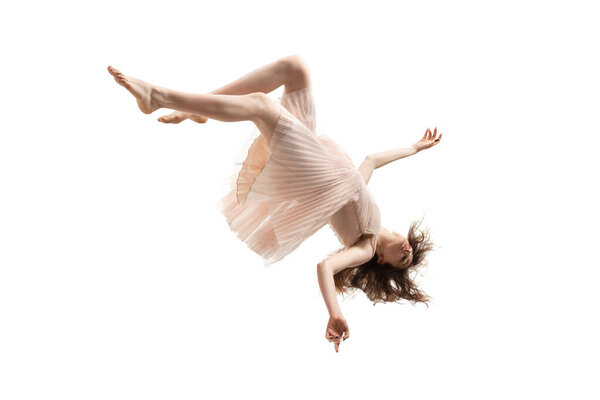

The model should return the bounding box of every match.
[1,0,599,398]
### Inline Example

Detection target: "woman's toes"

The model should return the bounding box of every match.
[190,115,208,124]
[108,66,120,78]
[108,66,159,114]
[158,113,183,124]
[108,66,128,87]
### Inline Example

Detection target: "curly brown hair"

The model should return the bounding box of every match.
[331,217,435,306]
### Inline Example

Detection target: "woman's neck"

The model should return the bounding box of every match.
[375,227,394,257]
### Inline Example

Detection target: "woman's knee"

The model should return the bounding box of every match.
[279,55,311,91]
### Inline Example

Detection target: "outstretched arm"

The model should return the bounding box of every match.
[357,127,442,184]
[317,235,374,352]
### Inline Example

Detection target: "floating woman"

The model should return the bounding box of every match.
[107,55,442,352]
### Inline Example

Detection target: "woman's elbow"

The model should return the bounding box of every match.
[317,261,335,278]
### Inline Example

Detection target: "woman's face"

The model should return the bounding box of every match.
[378,231,413,269]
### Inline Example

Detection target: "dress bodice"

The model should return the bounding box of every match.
[328,175,381,256]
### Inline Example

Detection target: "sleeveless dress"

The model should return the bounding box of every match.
[216,86,381,266]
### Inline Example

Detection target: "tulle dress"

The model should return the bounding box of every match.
[216,86,381,266]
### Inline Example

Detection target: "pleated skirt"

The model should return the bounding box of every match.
[216,86,363,266]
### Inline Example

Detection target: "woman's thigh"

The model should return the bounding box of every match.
[252,93,283,146]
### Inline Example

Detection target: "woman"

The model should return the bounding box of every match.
[107,55,442,352]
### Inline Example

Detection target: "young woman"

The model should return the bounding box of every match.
[108,55,442,352]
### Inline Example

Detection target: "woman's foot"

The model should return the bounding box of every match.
[107,66,160,114]
[158,111,208,124]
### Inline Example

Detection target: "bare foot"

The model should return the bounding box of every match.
[107,66,160,114]
[189,114,209,124]
[158,111,208,124]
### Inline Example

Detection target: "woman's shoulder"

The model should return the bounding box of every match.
[357,232,378,258]
[356,184,382,239]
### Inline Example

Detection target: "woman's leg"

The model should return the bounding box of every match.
[107,66,281,142]
[158,55,311,124]
[208,54,311,96]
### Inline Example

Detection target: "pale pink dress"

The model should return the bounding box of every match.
[217,86,381,266]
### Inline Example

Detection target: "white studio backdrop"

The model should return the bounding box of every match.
[1,0,599,399]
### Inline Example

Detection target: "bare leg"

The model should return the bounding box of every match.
[157,89,282,142]
[158,55,311,124]
[207,55,311,95]
[107,66,281,142]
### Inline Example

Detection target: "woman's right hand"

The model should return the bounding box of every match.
[157,111,208,124]
[413,127,442,152]
[325,314,350,353]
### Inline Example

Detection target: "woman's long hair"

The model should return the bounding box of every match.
[331,217,435,306]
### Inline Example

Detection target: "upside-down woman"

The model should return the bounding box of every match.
[107,55,442,352]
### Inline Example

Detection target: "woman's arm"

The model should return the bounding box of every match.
[317,235,374,352]
[317,235,374,317]
[357,128,442,184]
[358,146,418,184]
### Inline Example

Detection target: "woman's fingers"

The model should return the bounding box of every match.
[422,127,443,147]
[326,328,340,342]
[334,340,340,352]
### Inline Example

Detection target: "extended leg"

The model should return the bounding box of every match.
[158,55,311,124]
[157,90,282,143]
[107,66,281,142]
[156,90,266,123]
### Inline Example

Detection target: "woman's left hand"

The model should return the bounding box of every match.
[325,315,350,353]
[413,127,443,152]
